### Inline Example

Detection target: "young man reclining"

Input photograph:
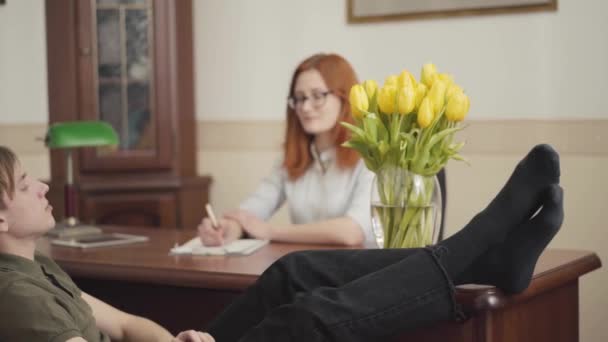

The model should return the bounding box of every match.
[0,144,562,342]
[0,146,213,342]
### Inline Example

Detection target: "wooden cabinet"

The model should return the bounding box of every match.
[82,192,178,228]
[45,0,210,230]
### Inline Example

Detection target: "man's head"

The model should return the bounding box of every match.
[0,146,55,238]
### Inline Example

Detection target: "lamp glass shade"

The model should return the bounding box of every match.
[46,121,119,149]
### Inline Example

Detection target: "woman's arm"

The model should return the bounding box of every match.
[272,217,365,246]
[224,210,365,246]
[238,159,287,221]
[198,159,286,246]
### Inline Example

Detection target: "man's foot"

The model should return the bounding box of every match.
[471,144,560,244]
[468,184,564,293]
[439,144,560,280]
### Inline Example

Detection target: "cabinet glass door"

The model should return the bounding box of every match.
[79,0,172,171]
[97,0,154,151]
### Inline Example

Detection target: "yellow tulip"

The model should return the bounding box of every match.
[438,73,454,87]
[349,84,369,119]
[421,63,438,88]
[377,85,397,114]
[445,91,469,122]
[428,80,447,115]
[398,70,416,90]
[409,72,418,88]
[362,80,378,100]
[417,97,434,128]
[397,86,416,115]
[446,84,464,101]
[384,75,398,88]
[414,83,427,111]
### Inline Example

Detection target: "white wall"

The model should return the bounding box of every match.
[0,0,48,124]
[194,0,608,120]
[2,1,606,124]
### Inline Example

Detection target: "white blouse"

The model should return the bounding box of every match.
[239,146,376,247]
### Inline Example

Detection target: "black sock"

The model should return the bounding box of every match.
[463,185,564,293]
[438,144,560,280]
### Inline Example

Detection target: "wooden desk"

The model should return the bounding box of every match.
[38,227,601,341]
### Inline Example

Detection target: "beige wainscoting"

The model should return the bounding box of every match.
[0,124,50,180]
[2,119,606,341]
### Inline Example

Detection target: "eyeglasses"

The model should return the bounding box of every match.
[287,91,332,110]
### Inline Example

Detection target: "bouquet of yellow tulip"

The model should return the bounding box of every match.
[342,63,470,248]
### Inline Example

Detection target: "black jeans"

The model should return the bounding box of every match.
[207,247,463,342]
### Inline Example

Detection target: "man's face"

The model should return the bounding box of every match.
[0,163,55,237]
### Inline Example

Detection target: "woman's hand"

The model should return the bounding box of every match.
[197,216,243,246]
[224,210,274,240]
[173,330,215,342]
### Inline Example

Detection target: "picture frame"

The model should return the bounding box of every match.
[347,0,557,23]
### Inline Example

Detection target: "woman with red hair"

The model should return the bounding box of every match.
[199,53,375,247]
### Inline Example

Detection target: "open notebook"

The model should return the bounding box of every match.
[170,237,269,256]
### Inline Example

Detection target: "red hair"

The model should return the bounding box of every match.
[283,53,360,180]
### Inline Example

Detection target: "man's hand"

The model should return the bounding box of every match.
[224,210,274,240]
[173,330,215,342]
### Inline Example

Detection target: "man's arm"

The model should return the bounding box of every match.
[82,292,174,342]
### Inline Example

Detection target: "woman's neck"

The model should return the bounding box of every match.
[313,132,334,152]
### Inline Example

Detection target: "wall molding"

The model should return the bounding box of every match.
[2,119,607,156]
[196,120,285,151]
[0,123,48,154]
[197,119,608,156]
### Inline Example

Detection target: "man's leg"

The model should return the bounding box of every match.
[239,248,454,342]
[207,248,421,342]
[239,184,564,342]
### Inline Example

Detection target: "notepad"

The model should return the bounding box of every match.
[170,237,269,256]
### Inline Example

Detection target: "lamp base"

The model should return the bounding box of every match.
[46,217,103,238]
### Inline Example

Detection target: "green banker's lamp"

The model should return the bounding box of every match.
[45,121,119,238]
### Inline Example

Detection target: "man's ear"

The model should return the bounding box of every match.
[0,212,8,233]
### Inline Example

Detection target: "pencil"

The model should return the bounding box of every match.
[205,203,219,229]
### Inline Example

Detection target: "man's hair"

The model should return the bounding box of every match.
[0,146,17,209]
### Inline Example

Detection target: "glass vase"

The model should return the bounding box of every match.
[370,166,442,249]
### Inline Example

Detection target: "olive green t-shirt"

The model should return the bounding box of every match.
[0,252,110,342]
